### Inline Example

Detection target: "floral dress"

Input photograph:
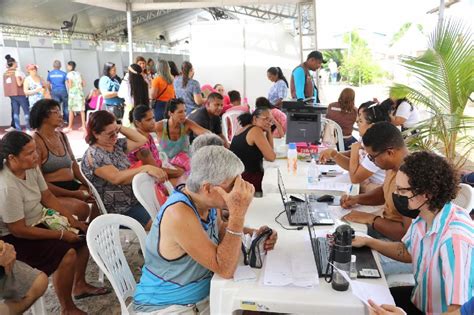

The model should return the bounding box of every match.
[25,76,44,108]
[67,71,85,112]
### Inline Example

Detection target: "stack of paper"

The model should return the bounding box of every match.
[263,249,319,288]
[307,182,353,194]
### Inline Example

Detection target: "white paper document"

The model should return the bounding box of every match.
[263,249,319,288]
[233,265,257,282]
[331,263,395,306]
[307,182,353,194]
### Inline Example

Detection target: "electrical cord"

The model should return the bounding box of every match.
[274,209,304,231]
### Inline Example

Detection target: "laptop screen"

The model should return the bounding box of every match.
[277,169,289,207]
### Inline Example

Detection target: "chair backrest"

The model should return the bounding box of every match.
[80,163,108,215]
[132,173,171,219]
[222,110,245,143]
[321,118,345,151]
[453,183,474,211]
[87,214,147,315]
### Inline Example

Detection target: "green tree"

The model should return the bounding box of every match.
[391,19,474,168]
[339,30,384,86]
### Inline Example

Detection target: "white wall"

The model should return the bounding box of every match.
[190,20,299,106]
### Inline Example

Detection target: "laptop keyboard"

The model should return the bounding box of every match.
[289,203,317,225]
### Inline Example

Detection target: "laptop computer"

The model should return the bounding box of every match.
[277,169,334,226]
[305,204,382,279]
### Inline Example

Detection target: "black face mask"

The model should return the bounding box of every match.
[392,193,423,219]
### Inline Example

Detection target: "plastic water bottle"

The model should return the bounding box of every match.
[307,158,320,184]
[350,255,357,280]
[287,142,298,176]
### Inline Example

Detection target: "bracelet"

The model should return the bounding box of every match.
[372,216,382,230]
[226,228,244,237]
[59,230,64,241]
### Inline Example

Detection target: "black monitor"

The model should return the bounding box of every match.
[282,100,327,144]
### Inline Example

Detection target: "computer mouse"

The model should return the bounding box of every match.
[317,194,335,203]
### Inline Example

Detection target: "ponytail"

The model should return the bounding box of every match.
[267,67,288,87]
[181,61,193,88]
[129,104,151,126]
[237,107,270,127]
[0,131,32,170]
[276,67,289,87]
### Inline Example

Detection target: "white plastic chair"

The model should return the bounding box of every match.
[30,296,46,315]
[453,183,474,211]
[132,173,173,219]
[321,118,345,151]
[86,95,104,123]
[87,214,147,315]
[222,110,245,143]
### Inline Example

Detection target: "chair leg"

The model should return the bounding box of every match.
[31,296,46,315]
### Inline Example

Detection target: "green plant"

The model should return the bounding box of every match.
[391,19,474,168]
[339,30,384,86]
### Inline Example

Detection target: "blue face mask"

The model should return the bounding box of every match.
[392,193,424,219]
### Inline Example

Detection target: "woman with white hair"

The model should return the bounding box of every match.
[134,146,278,313]
[190,133,224,155]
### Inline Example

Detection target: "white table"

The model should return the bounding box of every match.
[262,159,360,196]
[209,194,388,315]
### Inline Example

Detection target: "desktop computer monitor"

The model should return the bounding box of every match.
[282,100,327,144]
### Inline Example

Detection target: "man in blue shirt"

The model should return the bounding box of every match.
[290,50,325,103]
[47,60,69,125]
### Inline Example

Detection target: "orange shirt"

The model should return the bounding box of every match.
[152,76,175,101]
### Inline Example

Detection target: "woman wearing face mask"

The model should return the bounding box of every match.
[353,151,474,315]
[319,101,390,192]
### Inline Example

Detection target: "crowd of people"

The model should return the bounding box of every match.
[0,51,473,315]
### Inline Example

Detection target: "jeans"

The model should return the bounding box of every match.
[153,100,167,121]
[10,96,30,130]
[52,89,69,123]
[123,203,151,227]
[105,104,124,120]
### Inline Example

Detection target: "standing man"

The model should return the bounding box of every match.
[188,92,228,147]
[290,50,325,103]
[47,60,69,128]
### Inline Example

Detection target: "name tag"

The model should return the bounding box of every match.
[5,77,12,84]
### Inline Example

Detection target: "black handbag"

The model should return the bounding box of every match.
[241,228,273,269]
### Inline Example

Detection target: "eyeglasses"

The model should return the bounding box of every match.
[395,186,413,194]
[102,128,120,139]
[48,109,61,115]
[367,147,392,162]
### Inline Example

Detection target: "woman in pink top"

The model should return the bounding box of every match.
[255,97,286,138]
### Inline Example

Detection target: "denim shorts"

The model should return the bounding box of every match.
[124,203,151,227]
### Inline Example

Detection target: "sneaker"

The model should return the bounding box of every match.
[5,127,15,132]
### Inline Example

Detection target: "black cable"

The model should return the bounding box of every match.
[274,209,304,231]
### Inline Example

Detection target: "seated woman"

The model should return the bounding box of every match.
[325,88,357,150]
[128,105,184,184]
[81,110,167,230]
[30,99,98,221]
[255,96,286,138]
[156,98,208,172]
[230,108,276,196]
[133,145,278,313]
[319,101,390,192]
[353,151,474,315]
[0,240,48,315]
[0,131,108,315]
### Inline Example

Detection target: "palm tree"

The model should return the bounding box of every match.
[390,18,474,168]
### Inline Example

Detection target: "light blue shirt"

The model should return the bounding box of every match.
[99,76,122,106]
[173,75,201,114]
[292,66,317,102]
[268,79,288,105]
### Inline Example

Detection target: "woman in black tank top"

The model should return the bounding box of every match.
[229,107,276,195]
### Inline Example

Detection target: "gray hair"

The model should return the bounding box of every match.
[186,146,244,193]
[157,59,173,85]
[53,60,61,69]
[190,133,224,155]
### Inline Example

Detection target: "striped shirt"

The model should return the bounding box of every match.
[402,202,474,314]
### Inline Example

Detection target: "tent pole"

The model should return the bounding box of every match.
[126,1,133,65]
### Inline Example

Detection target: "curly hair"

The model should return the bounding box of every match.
[399,151,459,212]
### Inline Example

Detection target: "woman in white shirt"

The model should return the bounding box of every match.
[391,98,420,131]
[319,101,390,192]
